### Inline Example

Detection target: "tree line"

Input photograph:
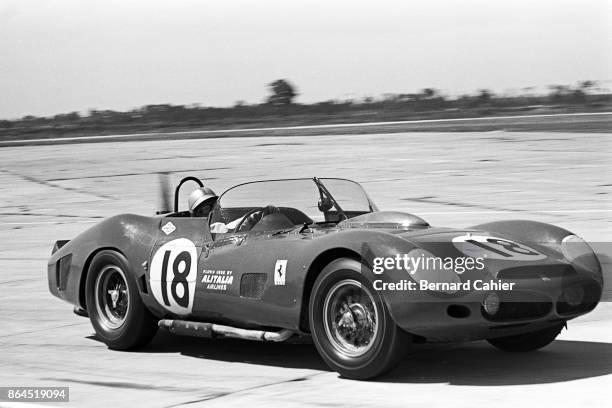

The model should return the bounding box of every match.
[1,79,609,136]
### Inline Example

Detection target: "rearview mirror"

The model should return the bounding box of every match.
[318,196,333,212]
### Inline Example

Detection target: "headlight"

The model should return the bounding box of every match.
[561,235,600,274]
[407,248,462,294]
[482,292,501,316]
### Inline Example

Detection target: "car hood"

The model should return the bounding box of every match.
[338,211,565,264]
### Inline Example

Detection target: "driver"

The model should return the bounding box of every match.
[189,187,279,233]
[211,205,279,233]
[188,186,218,218]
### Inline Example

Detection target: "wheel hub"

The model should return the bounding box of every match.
[95,266,129,330]
[338,302,375,342]
[323,279,379,357]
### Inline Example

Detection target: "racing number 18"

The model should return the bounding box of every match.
[160,250,191,307]
[466,238,540,258]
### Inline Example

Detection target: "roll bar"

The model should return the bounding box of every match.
[174,176,203,213]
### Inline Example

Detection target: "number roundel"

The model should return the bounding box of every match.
[452,234,547,261]
[150,238,198,314]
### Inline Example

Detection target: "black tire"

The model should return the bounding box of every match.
[309,258,408,380]
[85,250,158,350]
[487,323,564,352]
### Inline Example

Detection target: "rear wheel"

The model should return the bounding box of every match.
[309,258,408,379]
[85,250,157,349]
[487,323,564,352]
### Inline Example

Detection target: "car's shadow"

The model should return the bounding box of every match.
[380,339,612,385]
[139,330,328,371]
[129,331,612,385]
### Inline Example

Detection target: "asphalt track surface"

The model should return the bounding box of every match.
[0,131,611,407]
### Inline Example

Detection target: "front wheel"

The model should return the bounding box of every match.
[309,258,408,380]
[85,250,158,350]
[487,323,564,352]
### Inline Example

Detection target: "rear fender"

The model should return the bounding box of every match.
[48,214,159,309]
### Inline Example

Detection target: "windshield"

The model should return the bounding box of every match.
[211,178,376,225]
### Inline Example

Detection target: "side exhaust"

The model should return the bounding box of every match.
[73,306,88,317]
[158,319,294,342]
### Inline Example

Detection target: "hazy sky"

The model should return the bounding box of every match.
[1,0,610,118]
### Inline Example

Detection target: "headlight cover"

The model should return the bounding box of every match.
[560,235,601,274]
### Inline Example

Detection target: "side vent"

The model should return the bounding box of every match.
[55,254,72,291]
[240,273,267,299]
[138,274,149,294]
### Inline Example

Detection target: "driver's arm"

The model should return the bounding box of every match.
[212,206,279,234]
[210,222,230,233]
[210,214,246,233]
[225,215,246,230]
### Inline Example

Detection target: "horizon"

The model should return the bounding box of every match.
[2,0,610,119]
[5,79,611,121]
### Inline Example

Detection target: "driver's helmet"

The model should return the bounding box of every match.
[188,187,218,215]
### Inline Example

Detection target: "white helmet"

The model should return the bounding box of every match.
[188,187,218,214]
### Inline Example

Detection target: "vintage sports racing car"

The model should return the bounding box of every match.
[48,177,603,379]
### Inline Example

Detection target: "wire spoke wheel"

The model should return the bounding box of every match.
[86,251,158,350]
[323,279,379,358]
[310,258,408,379]
[94,265,129,330]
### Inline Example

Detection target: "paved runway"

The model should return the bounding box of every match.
[0,131,611,407]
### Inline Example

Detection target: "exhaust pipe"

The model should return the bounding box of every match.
[73,306,88,318]
[158,319,294,343]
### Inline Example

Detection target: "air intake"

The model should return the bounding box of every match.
[240,273,267,299]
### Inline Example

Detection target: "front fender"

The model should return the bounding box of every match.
[469,220,573,246]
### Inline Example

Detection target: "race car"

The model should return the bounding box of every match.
[47,177,603,379]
